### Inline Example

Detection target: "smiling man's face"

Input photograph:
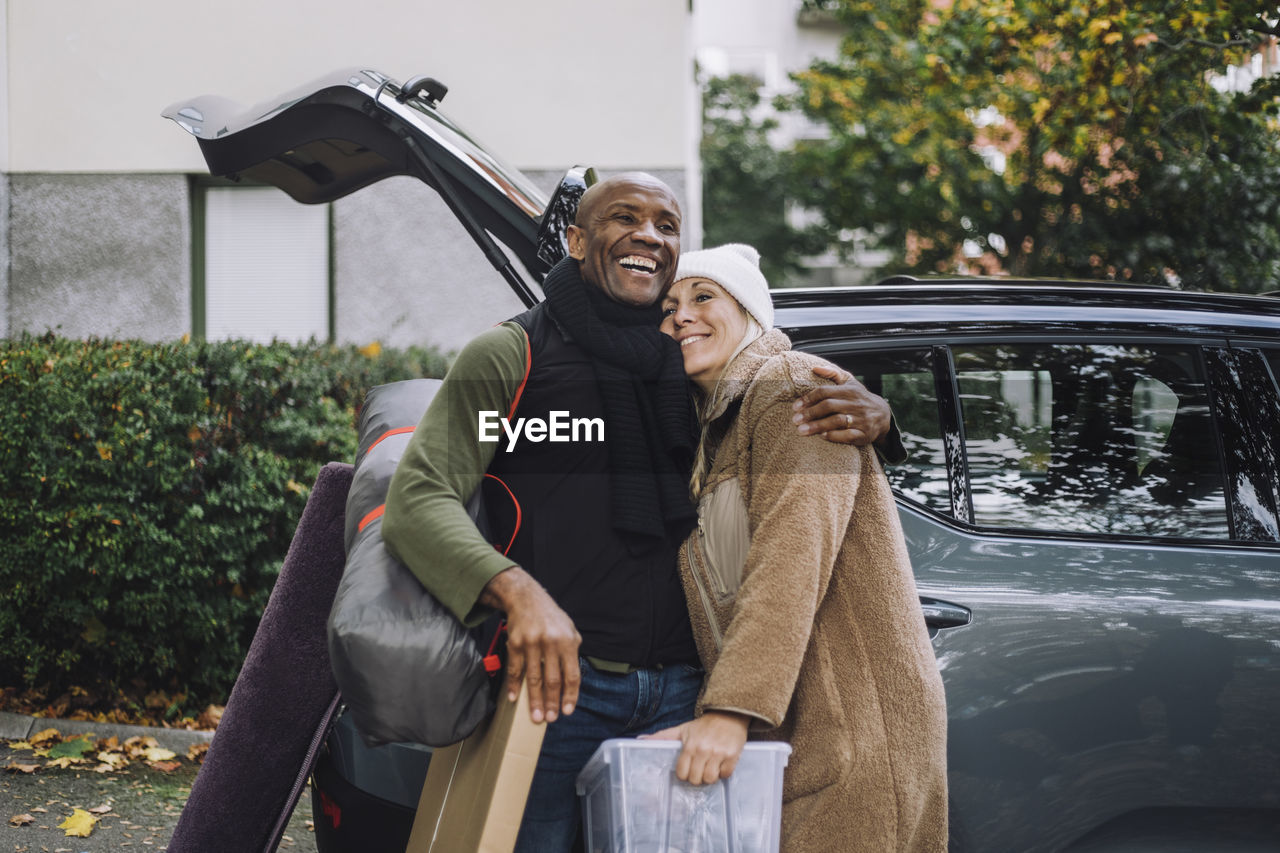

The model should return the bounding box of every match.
[566,174,682,307]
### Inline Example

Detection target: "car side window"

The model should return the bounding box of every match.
[953,343,1230,538]
[1207,346,1280,540]
[840,349,952,516]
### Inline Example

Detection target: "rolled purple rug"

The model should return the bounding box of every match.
[168,461,353,853]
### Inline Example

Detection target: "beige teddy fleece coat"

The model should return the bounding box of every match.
[678,330,948,852]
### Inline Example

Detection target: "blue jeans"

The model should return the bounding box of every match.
[513,657,703,853]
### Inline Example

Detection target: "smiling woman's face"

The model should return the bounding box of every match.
[660,278,750,393]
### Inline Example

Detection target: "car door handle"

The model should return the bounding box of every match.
[919,596,971,636]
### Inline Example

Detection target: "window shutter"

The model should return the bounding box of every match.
[204,186,329,342]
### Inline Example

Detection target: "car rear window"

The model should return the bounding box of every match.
[952,343,1227,537]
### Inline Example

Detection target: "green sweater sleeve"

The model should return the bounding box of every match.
[382,322,529,626]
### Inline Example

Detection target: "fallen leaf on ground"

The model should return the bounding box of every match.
[9,813,34,826]
[28,728,60,746]
[88,804,113,815]
[6,740,34,750]
[148,759,182,772]
[45,756,87,769]
[96,750,128,770]
[58,808,98,837]
[122,735,159,757]
[187,742,209,763]
[48,736,96,759]
[141,747,176,762]
[5,761,39,774]
[196,704,225,729]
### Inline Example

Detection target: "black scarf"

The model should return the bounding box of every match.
[541,257,697,543]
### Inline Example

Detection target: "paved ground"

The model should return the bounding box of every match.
[0,713,315,852]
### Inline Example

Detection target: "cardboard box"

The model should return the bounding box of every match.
[405,682,546,853]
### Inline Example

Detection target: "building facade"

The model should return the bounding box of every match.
[0,0,695,351]
[692,0,890,286]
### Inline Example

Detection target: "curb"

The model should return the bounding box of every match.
[0,710,215,752]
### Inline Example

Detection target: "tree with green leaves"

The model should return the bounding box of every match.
[701,74,828,286]
[785,1,1280,291]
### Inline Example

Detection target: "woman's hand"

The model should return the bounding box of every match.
[643,711,751,785]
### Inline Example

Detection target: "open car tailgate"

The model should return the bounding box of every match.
[163,68,587,304]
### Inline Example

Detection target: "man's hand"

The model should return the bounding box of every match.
[643,711,750,785]
[793,364,891,446]
[480,567,581,724]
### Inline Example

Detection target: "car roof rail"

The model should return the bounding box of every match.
[869,273,1175,290]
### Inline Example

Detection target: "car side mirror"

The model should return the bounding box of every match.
[535,166,596,270]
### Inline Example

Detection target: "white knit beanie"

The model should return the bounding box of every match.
[673,243,774,329]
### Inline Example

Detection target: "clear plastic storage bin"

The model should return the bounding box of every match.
[575,738,791,853]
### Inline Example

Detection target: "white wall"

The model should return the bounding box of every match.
[6,0,690,173]
[0,0,9,173]
[1,0,10,337]
[693,0,842,94]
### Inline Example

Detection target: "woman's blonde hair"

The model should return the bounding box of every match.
[689,314,763,500]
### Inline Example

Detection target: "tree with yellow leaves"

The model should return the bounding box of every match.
[786,0,1280,290]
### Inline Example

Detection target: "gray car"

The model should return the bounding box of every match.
[778,284,1280,851]
[165,69,1280,852]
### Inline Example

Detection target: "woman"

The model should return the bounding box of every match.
[646,244,948,852]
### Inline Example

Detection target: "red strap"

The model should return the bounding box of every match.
[507,326,532,420]
[365,425,416,455]
[481,473,521,556]
[483,620,508,674]
[357,503,385,533]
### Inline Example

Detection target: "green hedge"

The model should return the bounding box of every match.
[0,332,447,713]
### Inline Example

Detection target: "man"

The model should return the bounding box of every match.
[382,172,894,851]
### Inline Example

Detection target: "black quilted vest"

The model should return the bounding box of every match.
[485,302,698,667]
